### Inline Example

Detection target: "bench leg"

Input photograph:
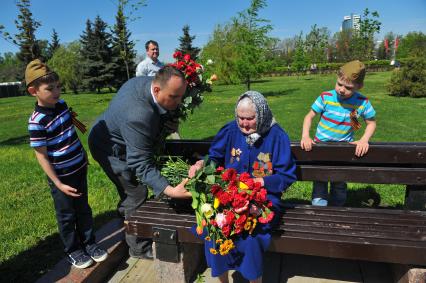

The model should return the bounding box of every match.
[405,185,426,211]
[153,242,205,283]
[392,264,426,283]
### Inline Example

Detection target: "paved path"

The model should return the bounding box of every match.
[108,253,393,283]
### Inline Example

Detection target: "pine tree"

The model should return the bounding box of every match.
[176,25,200,60]
[80,16,114,93]
[111,1,136,88]
[80,19,94,91]
[47,29,60,60]
[14,0,41,66]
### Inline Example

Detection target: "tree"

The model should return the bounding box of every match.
[80,16,114,93]
[263,37,282,68]
[232,0,273,90]
[176,25,201,60]
[351,8,381,60]
[33,39,49,61]
[0,52,22,82]
[331,30,353,62]
[48,41,83,94]
[397,32,426,59]
[111,1,137,87]
[47,29,61,60]
[14,0,41,65]
[305,25,330,64]
[274,37,298,66]
[0,0,41,76]
[200,23,240,85]
[292,34,308,73]
[110,0,146,70]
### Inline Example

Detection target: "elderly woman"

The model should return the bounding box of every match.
[189,91,296,283]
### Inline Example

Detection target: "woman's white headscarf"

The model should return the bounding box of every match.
[235,91,276,146]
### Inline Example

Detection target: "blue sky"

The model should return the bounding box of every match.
[1,0,425,63]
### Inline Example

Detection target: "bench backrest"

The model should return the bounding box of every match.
[164,140,426,185]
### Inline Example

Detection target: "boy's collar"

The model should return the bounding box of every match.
[34,101,59,114]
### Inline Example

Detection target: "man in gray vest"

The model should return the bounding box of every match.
[88,66,191,259]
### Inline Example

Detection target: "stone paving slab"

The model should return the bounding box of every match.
[109,257,157,283]
[36,218,127,283]
[35,218,398,283]
[112,252,394,283]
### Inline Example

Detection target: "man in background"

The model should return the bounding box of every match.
[135,40,164,77]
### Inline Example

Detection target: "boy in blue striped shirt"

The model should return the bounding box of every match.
[300,60,377,206]
[26,59,107,268]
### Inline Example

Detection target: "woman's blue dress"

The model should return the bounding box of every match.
[201,121,296,280]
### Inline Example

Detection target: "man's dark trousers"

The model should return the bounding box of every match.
[88,134,152,256]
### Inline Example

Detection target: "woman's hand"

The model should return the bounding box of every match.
[163,178,192,199]
[253,177,264,187]
[188,160,204,178]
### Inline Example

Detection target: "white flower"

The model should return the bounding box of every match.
[201,203,214,219]
[206,59,214,65]
[196,64,204,74]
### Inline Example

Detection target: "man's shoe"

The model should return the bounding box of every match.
[129,247,154,260]
[86,244,108,262]
[67,249,94,269]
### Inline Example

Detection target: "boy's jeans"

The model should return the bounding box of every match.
[48,166,96,254]
[312,181,347,206]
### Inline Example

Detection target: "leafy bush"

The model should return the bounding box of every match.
[387,57,426,98]
[269,60,392,75]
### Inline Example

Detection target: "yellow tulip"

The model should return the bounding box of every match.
[214,197,220,209]
[239,181,249,190]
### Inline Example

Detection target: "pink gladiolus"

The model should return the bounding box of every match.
[215,213,226,228]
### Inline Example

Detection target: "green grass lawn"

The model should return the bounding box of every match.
[0,71,424,281]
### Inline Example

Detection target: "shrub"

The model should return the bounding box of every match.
[387,57,426,98]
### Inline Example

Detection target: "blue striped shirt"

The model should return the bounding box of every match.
[311,90,376,142]
[28,100,87,177]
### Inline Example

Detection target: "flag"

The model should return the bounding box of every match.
[384,39,389,52]
[394,37,399,50]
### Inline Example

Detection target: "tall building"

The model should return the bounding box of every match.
[341,14,361,32]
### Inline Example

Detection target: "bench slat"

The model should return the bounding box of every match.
[129,201,426,244]
[126,221,426,265]
[127,219,425,249]
[140,201,426,223]
[164,140,426,165]
[129,213,425,244]
[297,165,426,184]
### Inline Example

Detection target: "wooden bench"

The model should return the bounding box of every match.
[125,141,426,283]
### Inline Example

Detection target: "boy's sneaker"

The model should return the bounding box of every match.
[312,198,328,206]
[67,249,93,269]
[86,244,108,262]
